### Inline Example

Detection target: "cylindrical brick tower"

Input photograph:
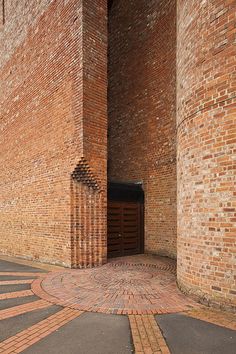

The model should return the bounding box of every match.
[177,0,236,310]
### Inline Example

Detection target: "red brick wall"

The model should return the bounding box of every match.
[71,0,108,267]
[0,0,107,267]
[177,0,236,310]
[108,0,177,258]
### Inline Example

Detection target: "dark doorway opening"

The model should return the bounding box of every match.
[107,182,144,258]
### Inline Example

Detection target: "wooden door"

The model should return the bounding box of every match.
[108,200,142,258]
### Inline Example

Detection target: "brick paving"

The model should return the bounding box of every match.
[0,290,33,300]
[0,280,34,286]
[33,255,197,315]
[0,255,235,353]
[184,308,236,331]
[129,315,170,354]
[0,308,82,354]
[0,300,50,321]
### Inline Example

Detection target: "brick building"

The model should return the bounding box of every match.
[0,0,235,310]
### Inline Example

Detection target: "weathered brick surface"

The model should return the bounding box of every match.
[108,0,177,258]
[0,0,107,267]
[177,0,236,310]
[0,0,53,67]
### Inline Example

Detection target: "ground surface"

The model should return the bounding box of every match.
[0,255,235,354]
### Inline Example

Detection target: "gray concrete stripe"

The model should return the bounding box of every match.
[155,313,236,354]
[0,283,31,294]
[23,312,134,354]
[0,295,39,310]
[0,305,62,342]
[0,275,38,281]
[0,259,46,273]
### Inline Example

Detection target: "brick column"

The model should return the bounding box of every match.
[177,0,236,310]
[71,0,107,268]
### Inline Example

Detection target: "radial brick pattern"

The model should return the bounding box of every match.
[34,256,196,314]
[0,257,235,353]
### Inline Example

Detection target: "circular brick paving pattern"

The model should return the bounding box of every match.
[32,256,198,314]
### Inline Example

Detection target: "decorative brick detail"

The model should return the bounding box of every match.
[108,0,177,259]
[72,158,101,191]
[71,158,107,268]
[177,0,236,309]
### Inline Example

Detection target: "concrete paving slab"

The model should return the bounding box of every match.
[0,295,39,310]
[0,305,62,342]
[155,313,236,354]
[0,259,46,273]
[0,283,31,294]
[23,311,134,354]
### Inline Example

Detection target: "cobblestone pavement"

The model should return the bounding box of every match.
[0,255,235,354]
